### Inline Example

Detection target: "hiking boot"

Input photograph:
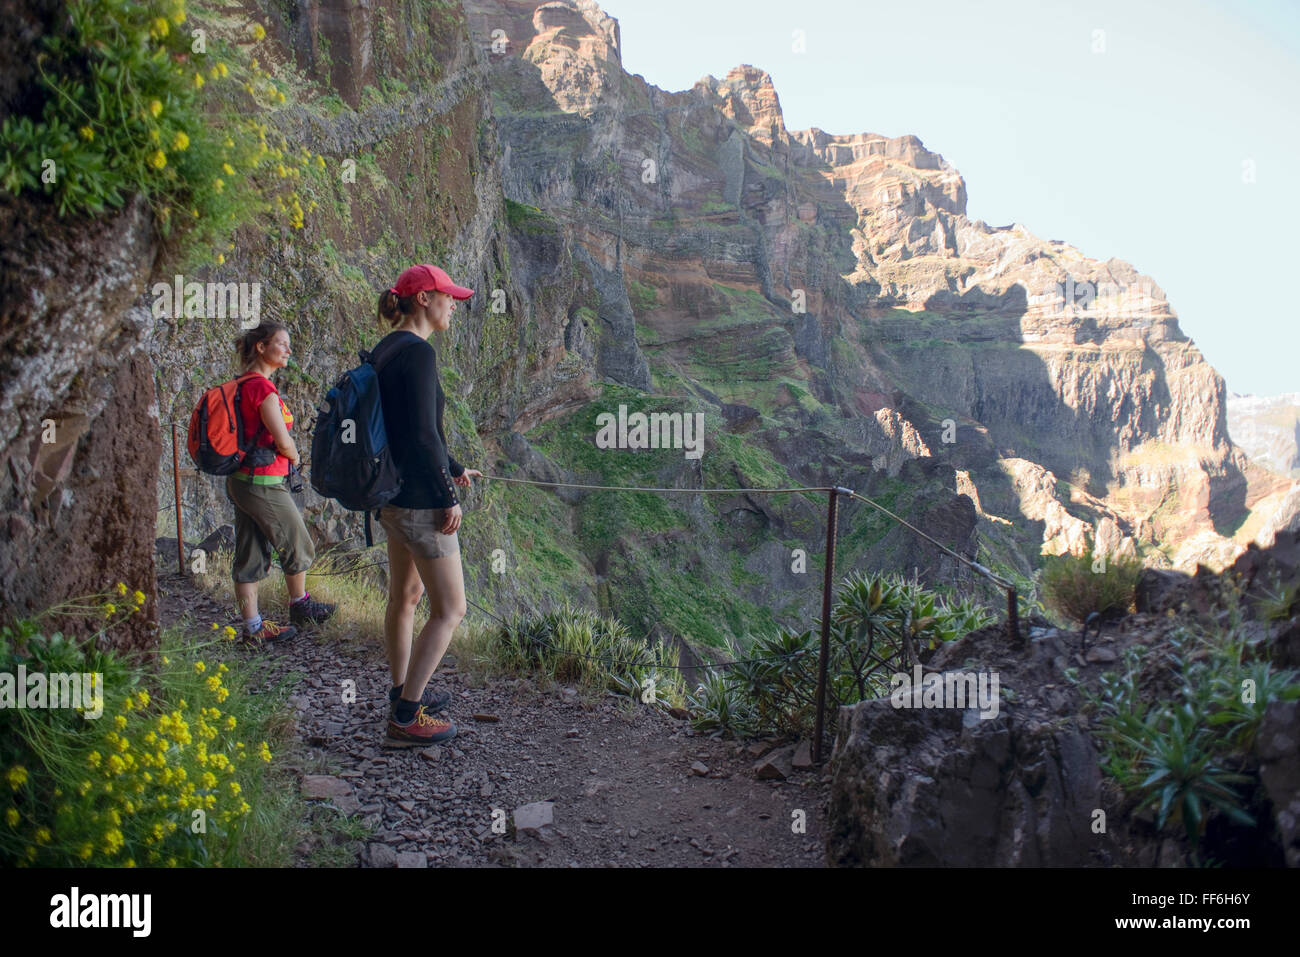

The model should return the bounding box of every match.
[385,706,457,748]
[389,684,452,714]
[290,594,336,627]
[241,619,298,644]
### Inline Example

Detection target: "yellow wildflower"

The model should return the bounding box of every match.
[6,766,27,790]
[249,23,266,41]
[36,827,51,844]
[115,582,127,596]
[222,162,235,176]
[104,603,116,617]
[5,808,18,826]
[223,625,236,640]
[215,687,229,703]
[172,130,189,152]
[148,150,166,170]
[87,751,102,769]
[78,843,93,860]
[149,99,162,118]
[150,17,169,39]
[218,62,229,78]
[133,590,146,605]
[79,126,94,142]
[218,663,229,674]
[225,715,236,730]
[114,715,127,730]
[205,676,221,692]
[194,661,205,674]
[194,72,204,89]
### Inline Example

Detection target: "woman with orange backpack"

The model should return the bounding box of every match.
[369,265,481,747]
[225,322,335,642]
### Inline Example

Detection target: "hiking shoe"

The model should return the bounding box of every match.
[241,619,298,644]
[385,706,457,748]
[290,595,336,627]
[389,685,452,714]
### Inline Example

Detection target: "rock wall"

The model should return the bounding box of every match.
[0,183,161,652]
[458,0,1287,575]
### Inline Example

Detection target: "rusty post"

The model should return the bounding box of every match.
[1007,585,1020,643]
[172,422,184,576]
[813,487,842,764]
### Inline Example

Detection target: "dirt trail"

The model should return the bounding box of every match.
[158,570,829,867]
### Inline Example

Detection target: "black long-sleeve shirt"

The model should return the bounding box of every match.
[372,330,464,509]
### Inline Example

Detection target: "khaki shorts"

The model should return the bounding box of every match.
[378,505,460,560]
[225,474,315,583]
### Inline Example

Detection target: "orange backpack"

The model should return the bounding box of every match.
[186,373,262,475]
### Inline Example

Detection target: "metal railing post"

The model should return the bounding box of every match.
[813,486,844,764]
[171,422,184,576]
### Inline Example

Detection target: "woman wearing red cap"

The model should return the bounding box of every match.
[371,265,481,747]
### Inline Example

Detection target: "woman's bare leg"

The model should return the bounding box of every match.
[384,534,424,688]
[401,553,467,702]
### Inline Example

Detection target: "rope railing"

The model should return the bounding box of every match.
[162,421,1023,762]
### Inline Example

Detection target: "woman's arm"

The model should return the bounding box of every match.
[259,392,299,467]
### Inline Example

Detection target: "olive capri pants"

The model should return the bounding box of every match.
[225,474,315,583]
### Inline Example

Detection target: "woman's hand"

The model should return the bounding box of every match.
[441,503,462,535]
[453,468,482,487]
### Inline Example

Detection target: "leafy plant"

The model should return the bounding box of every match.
[1,593,299,867]
[687,571,995,739]
[1041,548,1140,624]
[1084,617,1300,855]
[0,0,317,262]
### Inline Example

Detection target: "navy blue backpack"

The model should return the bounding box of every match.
[310,344,407,544]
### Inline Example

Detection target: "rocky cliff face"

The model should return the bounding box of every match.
[458,0,1288,582]
[0,0,162,649]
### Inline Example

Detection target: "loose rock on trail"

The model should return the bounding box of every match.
[158,570,828,867]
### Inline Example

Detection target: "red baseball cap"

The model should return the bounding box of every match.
[390,264,474,300]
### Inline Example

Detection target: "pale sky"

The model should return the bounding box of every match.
[602,0,1300,397]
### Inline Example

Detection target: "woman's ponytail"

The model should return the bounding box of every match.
[378,288,417,326]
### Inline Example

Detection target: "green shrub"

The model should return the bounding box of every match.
[685,571,996,739]
[1,590,299,867]
[1041,548,1140,624]
[1081,622,1300,851]
[0,0,316,262]
[471,599,686,708]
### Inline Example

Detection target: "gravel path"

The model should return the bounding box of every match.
[158,570,829,868]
